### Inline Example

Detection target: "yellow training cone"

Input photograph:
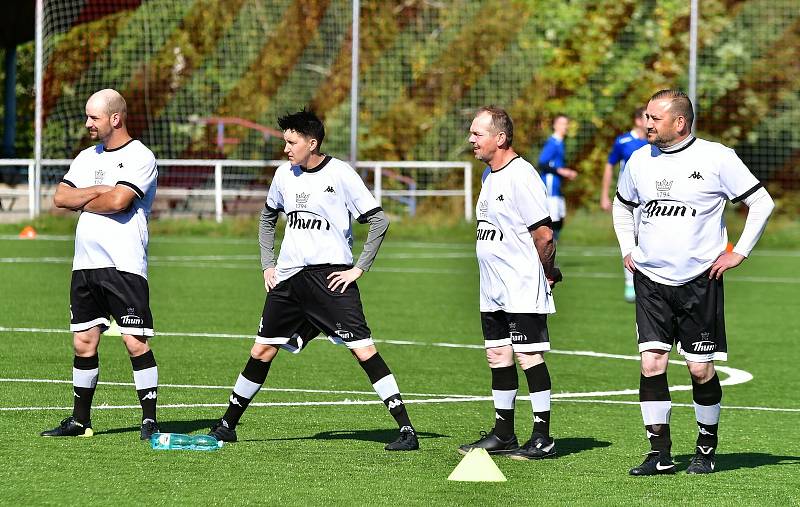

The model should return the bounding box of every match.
[447,448,507,482]
[105,320,122,336]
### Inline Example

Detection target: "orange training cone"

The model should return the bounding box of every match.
[726,242,734,253]
[19,226,37,239]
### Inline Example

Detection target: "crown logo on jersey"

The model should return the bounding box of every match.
[296,192,310,208]
[94,169,105,185]
[478,200,488,217]
[656,179,673,192]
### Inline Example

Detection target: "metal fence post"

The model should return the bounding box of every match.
[28,161,36,220]
[373,163,382,205]
[463,162,472,221]
[214,162,223,223]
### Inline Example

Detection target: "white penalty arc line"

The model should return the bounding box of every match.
[0,326,753,394]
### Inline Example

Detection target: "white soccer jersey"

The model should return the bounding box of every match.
[62,140,157,279]
[476,156,556,314]
[616,137,761,285]
[267,156,381,283]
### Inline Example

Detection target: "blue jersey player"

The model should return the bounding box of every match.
[537,114,577,240]
[601,107,647,301]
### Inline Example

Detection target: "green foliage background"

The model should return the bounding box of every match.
[1,0,798,211]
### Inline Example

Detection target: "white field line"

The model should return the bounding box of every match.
[2,255,797,283]
[0,326,753,400]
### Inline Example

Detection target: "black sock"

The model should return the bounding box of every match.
[640,373,672,453]
[490,365,518,439]
[72,355,99,425]
[131,350,158,422]
[359,353,413,430]
[693,373,722,450]
[222,356,272,429]
[523,362,552,438]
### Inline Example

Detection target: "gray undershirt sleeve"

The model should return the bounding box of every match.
[259,205,280,270]
[355,210,389,272]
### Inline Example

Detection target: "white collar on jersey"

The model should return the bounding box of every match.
[659,135,695,154]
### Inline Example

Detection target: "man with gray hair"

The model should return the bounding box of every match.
[42,89,160,441]
[459,106,562,460]
[614,89,774,475]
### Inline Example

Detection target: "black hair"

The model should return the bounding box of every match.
[649,89,694,129]
[277,109,325,148]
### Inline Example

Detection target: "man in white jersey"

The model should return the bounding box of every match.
[41,89,160,440]
[208,110,418,451]
[459,106,562,460]
[613,90,774,475]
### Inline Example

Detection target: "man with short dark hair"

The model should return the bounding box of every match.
[459,106,562,460]
[614,89,774,475]
[601,106,648,302]
[42,89,160,440]
[209,110,418,451]
[538,114,577,240]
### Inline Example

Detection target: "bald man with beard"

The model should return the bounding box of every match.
[42,89,161,441]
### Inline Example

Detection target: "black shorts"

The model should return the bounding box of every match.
[481,311,550,353]
[256,264,373,352]
[634,270,726,362]
[70,268,154,337]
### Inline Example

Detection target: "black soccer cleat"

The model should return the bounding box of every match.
[458,430,519,456]
[208,419,237,442]
[509,433,556,460]
[628,450,676,476]
[40,416,94,437]
[385,426,419,451]
[686,446,716,474]
[140,419,160,441]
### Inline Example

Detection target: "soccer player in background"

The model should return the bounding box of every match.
[42,89,160,440]
[208,110,418,451]
[601,106,648,302]
[537,114,578,240]
[459,106,562,460]
[614,90,774,475]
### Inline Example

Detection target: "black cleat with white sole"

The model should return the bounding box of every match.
[208,419,237,442]
[385,426,419,451]
[686,446,715,474]
[40,416,94,437]
[458,430,519,455]
[629,450,677,476]
[509,433,556,460]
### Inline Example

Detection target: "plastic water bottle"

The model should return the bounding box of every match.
[150,432,223,451]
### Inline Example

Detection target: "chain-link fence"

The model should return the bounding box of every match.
[1,0,798,215]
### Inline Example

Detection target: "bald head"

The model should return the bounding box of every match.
[87,89,127,119]
[85,89,131,146]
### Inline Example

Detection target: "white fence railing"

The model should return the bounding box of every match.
[0,159,472,222]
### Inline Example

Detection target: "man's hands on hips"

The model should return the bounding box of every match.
[327,267,363,293]
[709,251,745,279]
[263,267,277,292]
[623,253,636,273]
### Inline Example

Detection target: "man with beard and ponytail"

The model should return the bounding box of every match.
[613,89,774,475]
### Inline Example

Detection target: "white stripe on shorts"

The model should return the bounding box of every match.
[512,342,551,353]
[118,326,154,338]
[70,317,110,332]
[255,336,290,345]
[638,341,672,353]
[484,337,512,349]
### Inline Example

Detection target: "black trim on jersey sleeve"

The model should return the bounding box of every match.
[102,139,135,153]
[527,216,553,231]
[731,182,763,204]
[117,180,144,199]
[265,203,284,213]
[615,191,639,208]
[356,206,383,224]
[61,179,77,188]
[301,155,332,173]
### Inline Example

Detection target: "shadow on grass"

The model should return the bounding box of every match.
[675,452,800,472]
[264,428,448,444]
[94,418,219,436]
[555,437,612,458]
